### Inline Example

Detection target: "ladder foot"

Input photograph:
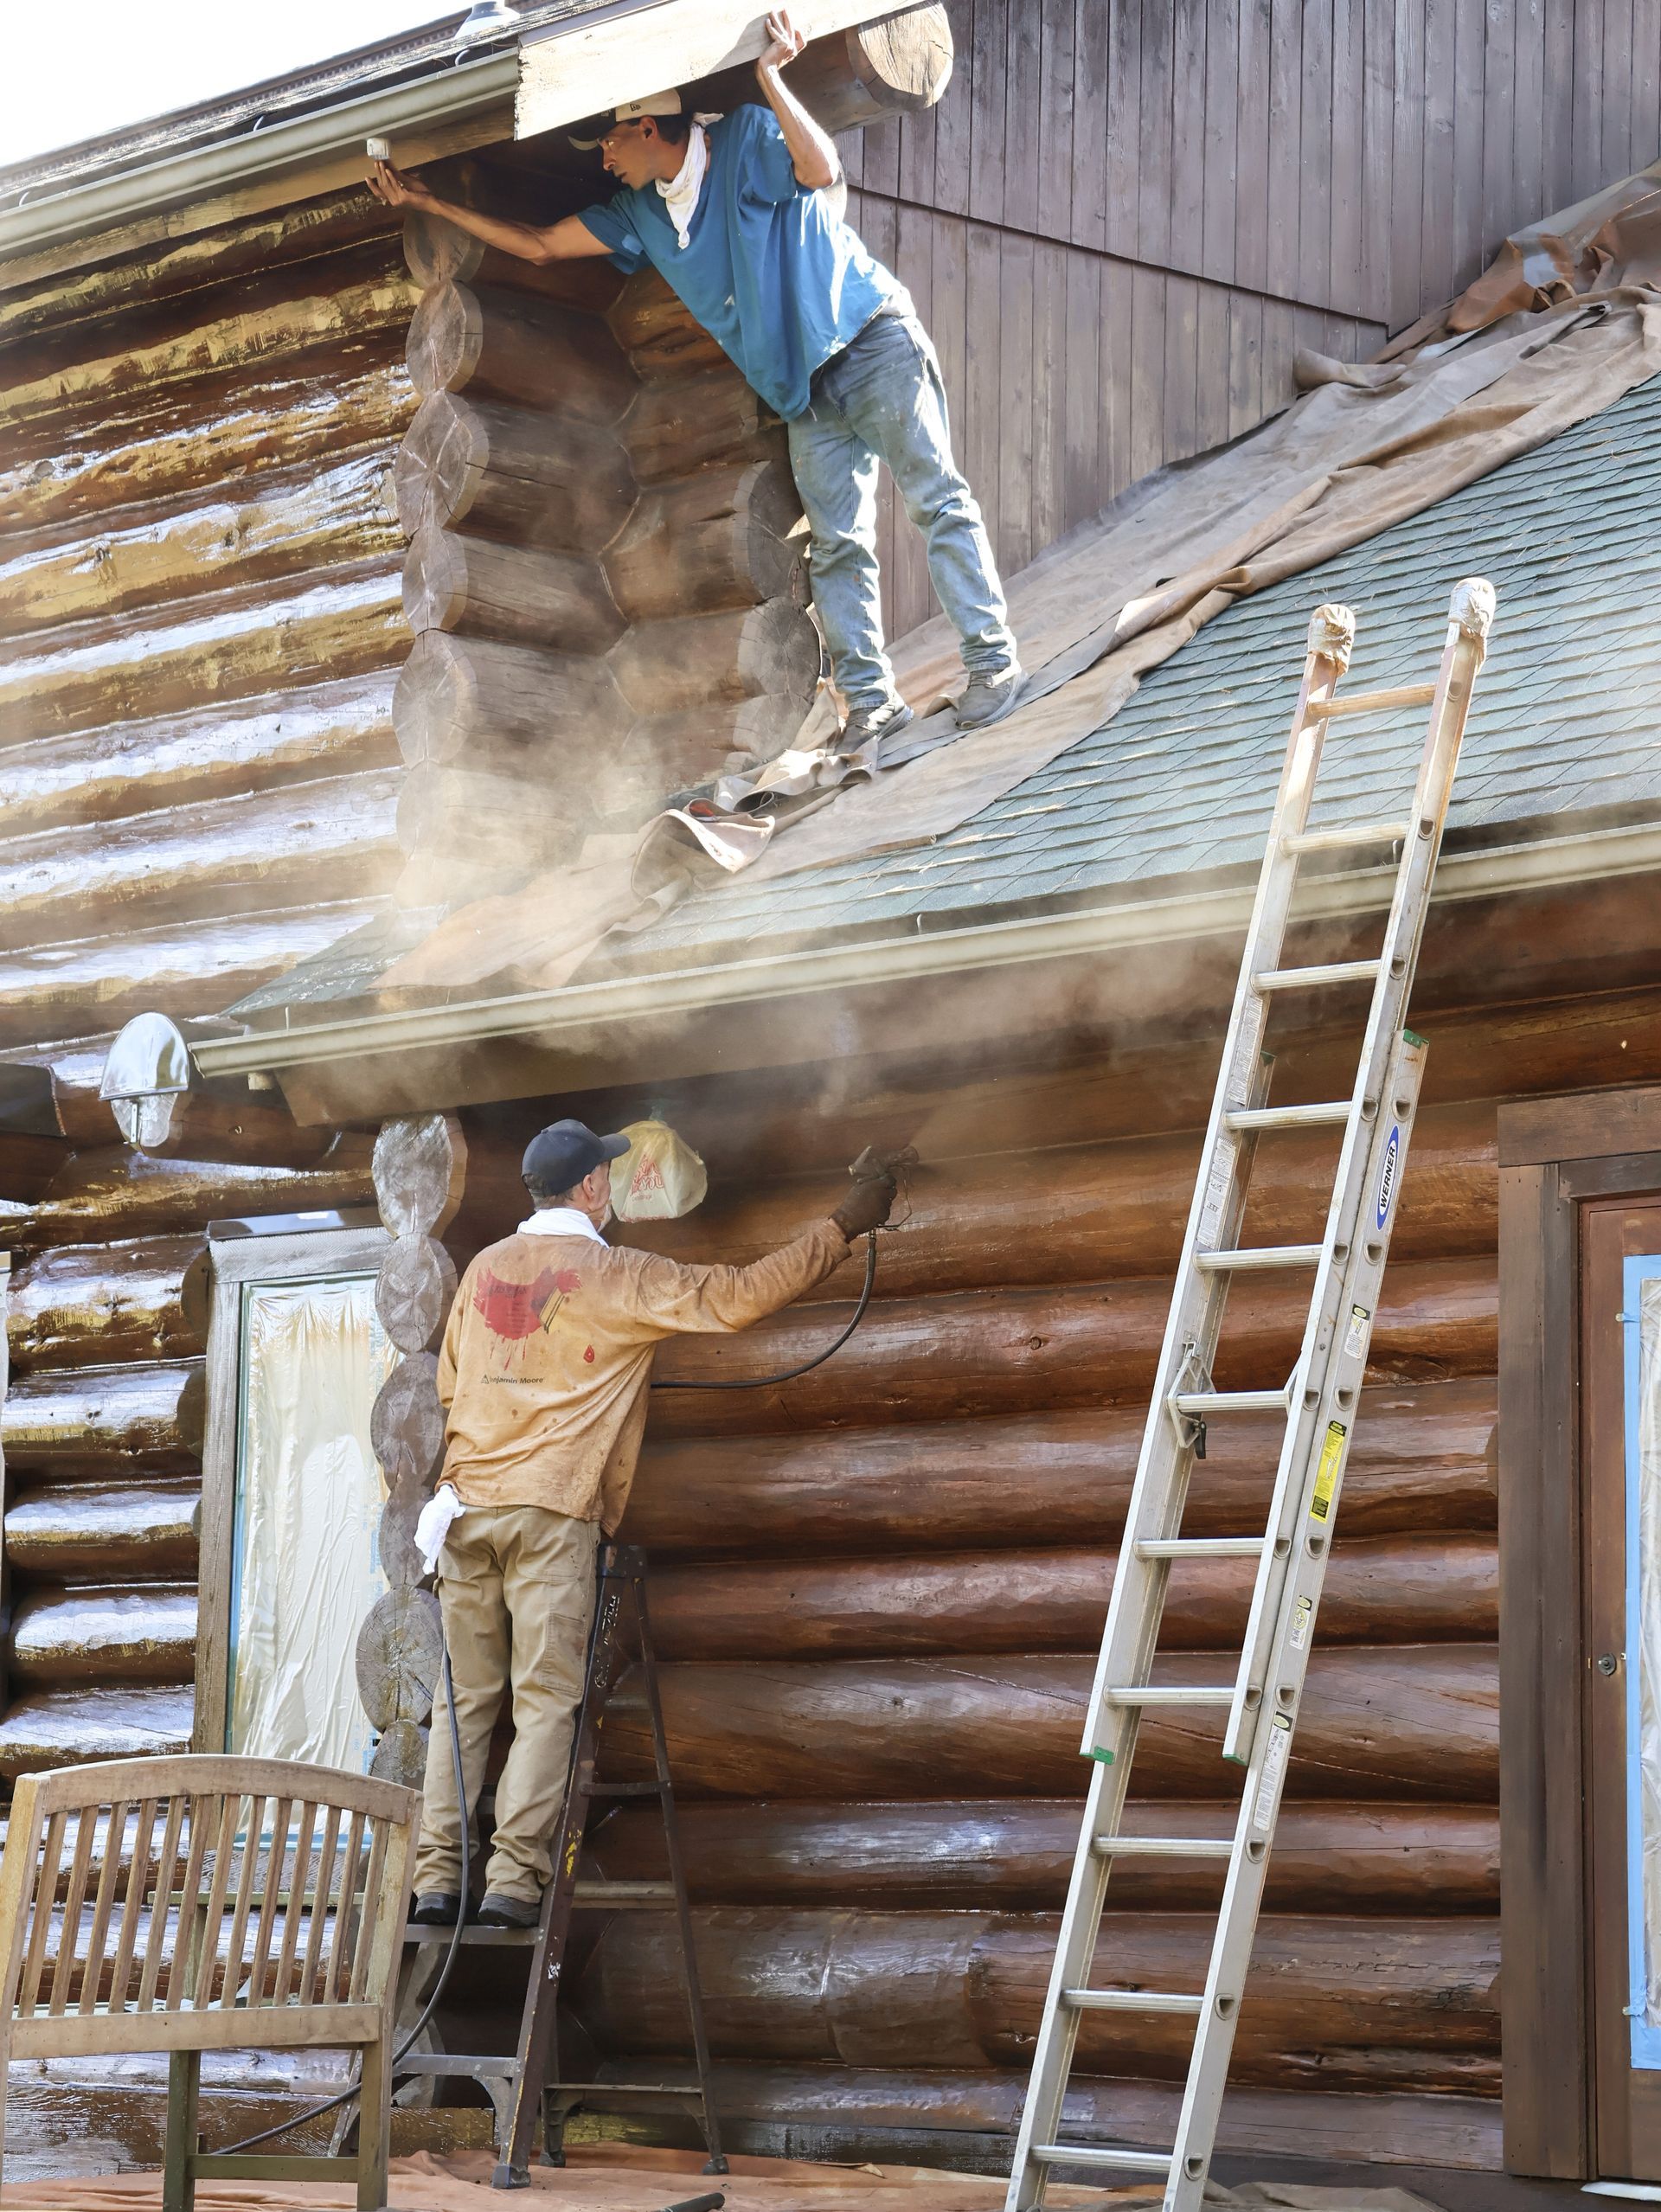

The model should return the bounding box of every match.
[703,2155,731,2175]
[491,2162,531,2190]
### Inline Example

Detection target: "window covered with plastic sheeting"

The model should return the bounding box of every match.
[228,1273,397,1772]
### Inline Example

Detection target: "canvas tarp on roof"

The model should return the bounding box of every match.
[372,162,1661,999]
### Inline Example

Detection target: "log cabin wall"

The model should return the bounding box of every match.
[850,0,1661,638]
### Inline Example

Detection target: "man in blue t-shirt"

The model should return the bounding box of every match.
[371,9,1024,753]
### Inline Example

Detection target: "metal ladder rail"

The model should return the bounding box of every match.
[1004,577,1497,2212]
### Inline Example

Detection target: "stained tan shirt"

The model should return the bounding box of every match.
[436,1218,850,1530]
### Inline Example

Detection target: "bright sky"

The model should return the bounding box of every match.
[2,0,452,171]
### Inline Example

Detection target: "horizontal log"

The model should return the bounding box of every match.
[5,1480,200,1578]
[394,763,580,872]
[592,1797,1500,1913]
[626,1099,1498,1298]
[0,898,382,1050]
[573,1908,1499,2092]
[0,1685,193,1778]
[392,391,635,548]
[0,562,407,745]
[4,1146,375,1251]
[2,1362,205,1473]
[645,1534,1495,1659]
[609,599,821,715]
[0,354,412,536]
[603,461,805,623]
[625,1377,1497,1555]
[0,674,397,843]
[608,272,733,381]
[0,452,401,638]
[9,1585,197,1686]
[644,1256,1497,1434]
[600,1645,1497,1802]
[402,523,625,652]
[407,284,633,422]
[621,369,785,484]
[402,210,625,310]
[393,630,626,769]
[8,1234,203,1373]
[0,769,401,952]
[591,696,811,827]
[110,1093,374,1172]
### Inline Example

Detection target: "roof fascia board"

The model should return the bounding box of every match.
[189,816,1661,1083]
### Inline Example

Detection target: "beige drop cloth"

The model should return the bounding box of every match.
[380,161,1661,997]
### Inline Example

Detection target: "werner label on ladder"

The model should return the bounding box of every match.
[1006,577,1497,2212]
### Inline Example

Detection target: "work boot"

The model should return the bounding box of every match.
[475,1892,541,1930]
[955,664,1029,730]
[409,1892,464,1927]
[837,696,914,754]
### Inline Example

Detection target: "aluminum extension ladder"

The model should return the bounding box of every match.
[1006,578,1497,2212]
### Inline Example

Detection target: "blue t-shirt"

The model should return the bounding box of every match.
[577,106,903,421]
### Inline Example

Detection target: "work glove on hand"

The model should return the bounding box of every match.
[831,1170,897,1239]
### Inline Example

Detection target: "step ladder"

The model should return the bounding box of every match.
[395,1542,726,2190]
[1005,578,1497,2212]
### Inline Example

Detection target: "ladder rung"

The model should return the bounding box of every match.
[1094,1836,1234,1859]
[1065,1986,1205,2015]
[545,2080,708,2096]
[1304,683,1436,720]
[1195,1242,1322,1272]
[1134,1536,1265,1559]
[1224,1100,1351,1130]
[1254,959,1381,991]
[1106,1685,1234,1708]
[1171,1388,1288,1414]
[1034,2144,1173,2174]
[1284,818,1411,853]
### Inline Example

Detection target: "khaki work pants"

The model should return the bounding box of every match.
[413,1504,599,1905]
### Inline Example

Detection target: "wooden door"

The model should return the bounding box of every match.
[1584,1197,1661,2174]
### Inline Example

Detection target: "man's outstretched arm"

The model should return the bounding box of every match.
[368,162,612,263]
[754,6,841,190]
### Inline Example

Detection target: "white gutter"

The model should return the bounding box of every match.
[0,49,517,262]
[189,816,1661,1080]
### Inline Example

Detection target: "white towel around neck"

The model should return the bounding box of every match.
[657,116,722,247]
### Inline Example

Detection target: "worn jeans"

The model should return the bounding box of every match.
[787,308,1016,718]
[413,1504,598,1905]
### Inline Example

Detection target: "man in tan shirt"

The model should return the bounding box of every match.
[411,1117,895,1927]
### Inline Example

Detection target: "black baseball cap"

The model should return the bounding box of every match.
[523,1119,631,1193]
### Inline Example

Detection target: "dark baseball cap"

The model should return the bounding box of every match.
[523,1119,631,1193]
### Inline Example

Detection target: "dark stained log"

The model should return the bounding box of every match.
[394,630,626,769]
[0,563,407,745]
[592,697,811,824]
[402,212,625,312]
[0,1684,192,1776]
[610,599,821,716]
[0,1133,72,1204]
[393,391,635,548]
[0,1042,111,1146]
[621,370,785,485]
[106,1093,372,1172]
[626,1379,1497,1556]
[603,462,805,623]
[394,763,580,873]
[600,1646,1497,1803]
[608,272,731,381]
[9,1585,197,1686]
[0,898,383,1051]
[572,1908,1498,2093]
[0,355,411,536]
[373,1113,467,1237]
[0,770,401,952]
[645,1535,1496,1659]
[8,1235,203,1373]
[0,452,401,637]
[2,1147,375,1251]
[693,6,954,133]
[2,1362,206,1474]
[0,676,396,844]
[407,283,634,422]
[593,1798,1500,1914]
[4,1480,199,1578]
[402,523,625,652]
[644,1257,1497,1435]
[370,1353,446,1487]
[626,1100,1498,1298]
[374,1235,459,1355]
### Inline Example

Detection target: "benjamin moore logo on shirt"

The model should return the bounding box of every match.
[473,1265,581,1342]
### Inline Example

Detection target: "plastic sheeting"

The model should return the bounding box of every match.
[1627,1263,1661,2063]
[228,1274,397,1773]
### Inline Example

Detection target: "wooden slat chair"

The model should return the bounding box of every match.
[0,1754,418,2212]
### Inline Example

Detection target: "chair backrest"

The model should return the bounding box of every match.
[0,1754,418,2056]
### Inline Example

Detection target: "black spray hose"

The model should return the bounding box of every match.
[219,1643,471,2155]
[651,1228,878,1391]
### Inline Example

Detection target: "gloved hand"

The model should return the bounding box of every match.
[831,1170,896,1239]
